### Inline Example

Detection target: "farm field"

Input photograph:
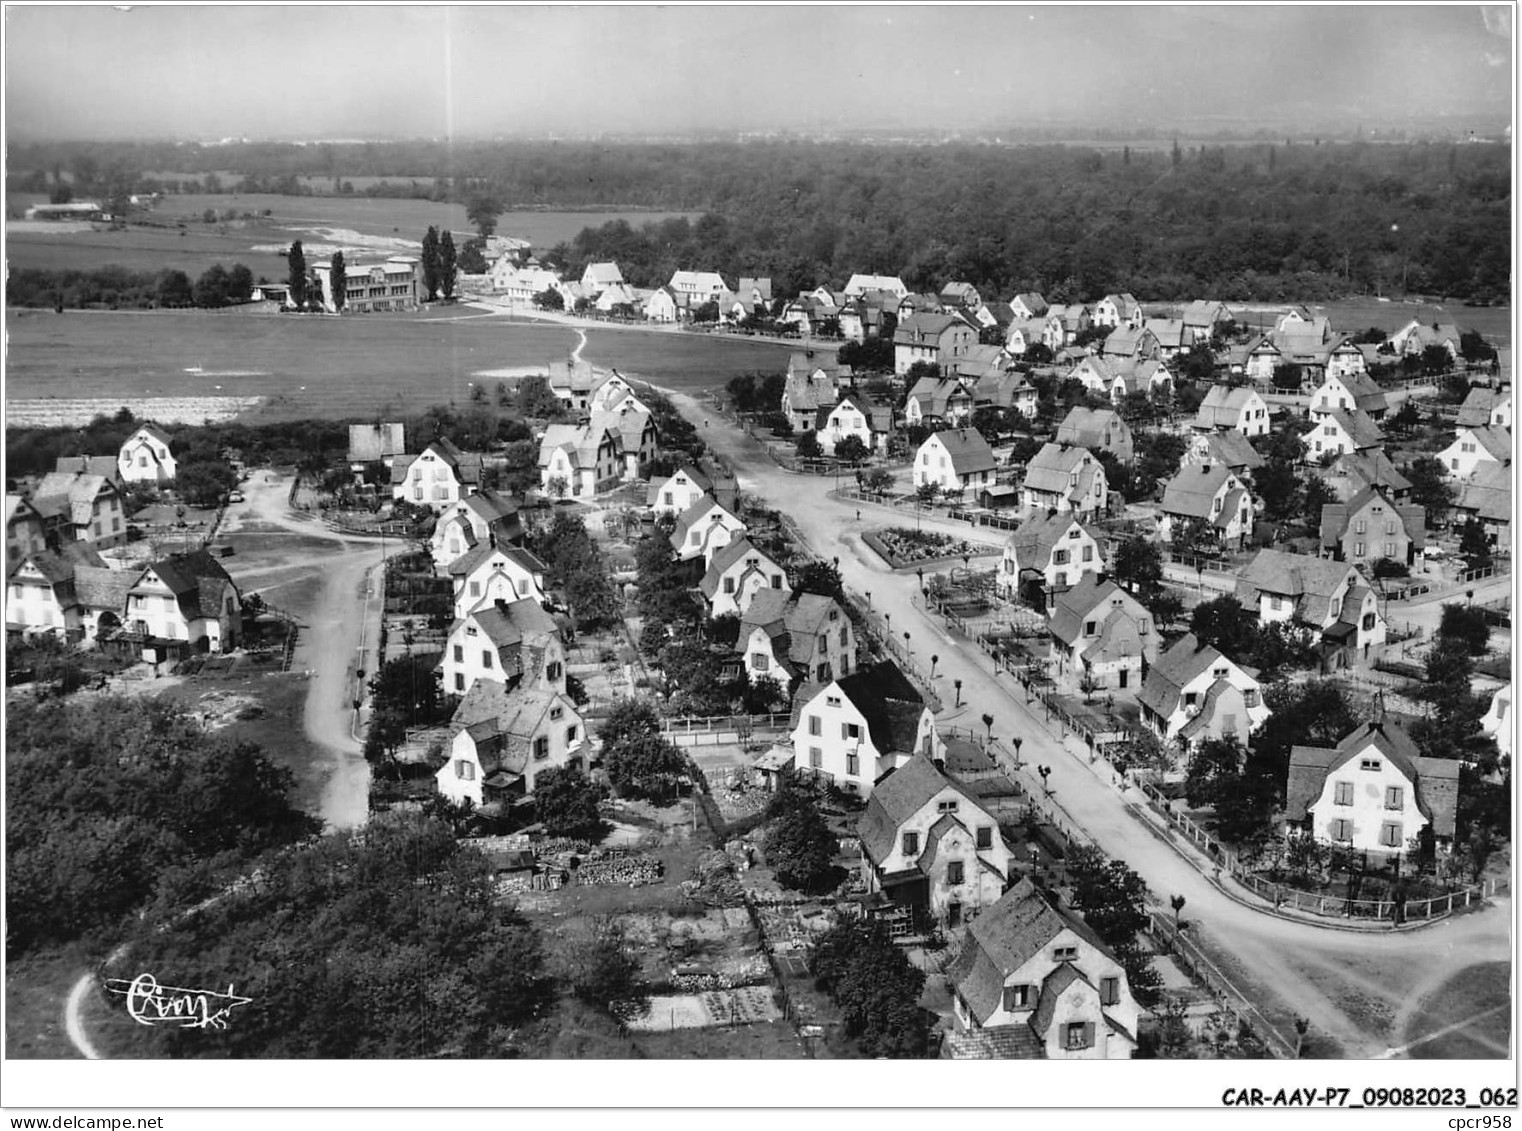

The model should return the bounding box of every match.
[3,307,803,421]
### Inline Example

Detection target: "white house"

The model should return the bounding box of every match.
[116,423,177,485]
[1137,633,1269,750]
[670,494,747,565]
[430,490,522,572]
[1311,371,1388,421]
[436,682,585,807]
[668,270,729,308]
[588,403,659,482]
[1009,293,1048,321]
[914,430,998,496]
[1156,463,1256,552]
[740,589,855,689]
[1020,444,1108,517]
[391,439,483,512]
[1234,550,1385,665]
[1306,408,1384,461]
[816,393,892,456]
[1047,575,1158,696]
[647,465,715,517]
[944,878,1142,1060]
[439,597,566,698]
[644,286,679,324]
[448,541,549,619]
[857,756,1014,930]
[1284,720,1459,858]
[580,261,625,298]
[1192,385,1269,437]
[122,550,242,655]
[29,472,127,548]
[998,513,1107,602]
[845,274,908,299]
[904,376,975,426]
[699,537,790,619]
[783,661,942,796]
[1091,293,1143,331]
[537,423,621,498]
[1482,684,1512,761]
[1437,425,1511,481]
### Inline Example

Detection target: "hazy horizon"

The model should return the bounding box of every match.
[4,5,1513,143]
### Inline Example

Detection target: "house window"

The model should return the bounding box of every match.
[1184,692,1197,707]
[469,581,481,597]
[947,861,965,885]
[1270,595,1284,612]
[937,799,959,813]
[1054,550,1070,566]
[1354,542,1365,558]
[826,694,842,707]
[902,832,920,857]
[546,661,563,682]
[566,725,578,744]
[1004,984,1032,1011]
[550,706,564,721]
[454,760,475,781]
[482,650,493,669]
[533,737,550,760]
[976,826,993,849]
[818,634,828,651]
[1330,819,1353,842]
[1065,1023,1091,1051]
[1380,822,1403,848]
[1139,620,1150,635]
[843,722,861,741]
[1243,689,1258,708]
[839,626,848,647]
[1385,786,1404,810]
[454,673,465,692]
[1084,620,1097,637]
[1362,612,1376,631]
[772,575,783,589]
[1384,542,1395,558]
[1355,520,1366,534]
[1360,758,1381,772]
[1100,977,1119,1006]
[723,577,736,594]
[454,645,464,662]
[809,746,822,768]
[751,653,769,671]
[1334,781,1353,805]
[808,715,821,737]
[846,752,859,776]
[1053,945,1078,963]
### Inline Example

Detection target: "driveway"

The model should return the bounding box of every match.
[669,391,1511,1058]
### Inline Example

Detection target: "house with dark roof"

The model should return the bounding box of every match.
[781,366,840,433]
[348,423,407,478]
[943,878,1142,1060]
[1387,319,1462,361]
[904,375,975,426]
[1020,443,1108,517]
[1004,317,1049,357]
[648,465,715,517]
[938,281,983,313]
[1137,633,1268,750]
[1142,317,1192,358]
[448,540,548,618]
[6,495,47,563]
[1055,407,1134,464]
[1181,300,1231,338]
[1437,425,1511,481]
[588,401,659,482]
[1042,304,1091,351]
[913,429,997,495]
[537,422,620,498]
[1009,293,1048,321]
[998,513,1106,604]
[437,683,586,807]
[894,312,978,376]
[1453,462,1511,549]
[857,756,1013,931]
[817,393,893,456]
[1179,430,1264,481]
[1092,293,1143,331]
[1098,325,1160,362]
[670,494,747,566]
[440,597,566,698]
[1457,387,1512,431]
[391,438,484,512]
[1312,370,1389,421]
[123,550,242,654]
[1307,406,1384,460]
[1193,385,1269,437]
[1320,488,1425,569]
[1324,449,1411,504]
[783,660,941,796]
[700,537,790,618]
[741,589,855,688]
[116,423,177,485]
[1234,549,1385,664]
[968,369,1038,418]
[1157,463,1256,552]
[1284,720,1460,857]
[30,471,127,548]
[430,489,523,571]
[1047,575,1157,696]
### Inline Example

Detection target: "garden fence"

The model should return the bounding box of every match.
[663,712,792,736]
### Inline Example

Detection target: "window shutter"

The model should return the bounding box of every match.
[841,722,850,740]
[1083,1022,1096,1049]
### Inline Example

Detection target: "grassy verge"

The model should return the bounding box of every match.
[1404,961,1511,1058]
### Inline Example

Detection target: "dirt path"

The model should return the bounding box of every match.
[671,390,1512,1058]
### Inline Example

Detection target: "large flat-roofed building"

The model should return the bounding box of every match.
[312,256,422,313]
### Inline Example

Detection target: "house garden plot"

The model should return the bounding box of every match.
[861,526,981,569]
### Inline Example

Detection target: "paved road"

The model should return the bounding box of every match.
[670,392,1511,1058]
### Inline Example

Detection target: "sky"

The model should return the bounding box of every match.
[3,4,1514,141]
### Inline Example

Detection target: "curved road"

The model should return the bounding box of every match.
[671,391,1511,1059]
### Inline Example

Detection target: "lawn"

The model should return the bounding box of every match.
[5,307,800,420]
[1403,961,1511,1059]
[5,943,94,1059]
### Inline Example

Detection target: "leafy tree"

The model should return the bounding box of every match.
[515,375,564,418]
[226,263,254,303]
[156,268,193,307]
[795,430,822,458]
[420,226,441,301]
[1460,330,1497,366]
[795,559,844,600]
[328,251,346,312]
[368,653,449,735]
[533,287,565,311]
[1458,517,1493,572]
[1184,736,1243,808]
[764,782,838,892]
[835,434,868,465]
[601,731,687,804]
[286,239,307,309]
[1301,474,1335,523]
[458,236,489,275]
[557,917,649,1023]
[533,767,604,840]
[1189,595,1258,659]
[466,194,503,239]
[192,264,231,308]
[1404,456,1455,526]
[1254,457,1301,522]
[860,467,895,494]
[108,813,550,1057]
[1061,845,1159,1007]
[439,229,458,299]
[1437,602,1491,656]
[1387,399,1422,434]
[809,917,927,1057]
[1112,535,1163,598]
[175,459,238,505]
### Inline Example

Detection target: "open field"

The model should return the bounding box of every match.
[1403,962,1511,1059]
[4,308,803,420]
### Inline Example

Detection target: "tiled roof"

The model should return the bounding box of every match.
[1332,450,1410,496]
[670,494,741,550]
[1317,408,1384,450]
[1464,426,1512,463]
[1458,387,1501,428]
[1022,443,1095,497]
[1160,463,1236,520]
[1055,407,1127,453]
[699,537,782,600]
[1194,385,1257,429]
[833,661,927,756]
[1136,633,1233,718]
[71,565,142,612]
[1284,720,1459,837]
[925,429,996,476]
[1047,575,1146,648]
[1191,430,1264,472]
[1007,512,1101,573]
[348,423,406,462]
[857,755,986,865]
[1235,549,1365,625]
[1319,488,1426,551]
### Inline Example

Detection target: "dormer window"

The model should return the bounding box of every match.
[1053,945,1078,963]
[1361,758,1382,772]
[937,800,959,813]
[826,695,842,708]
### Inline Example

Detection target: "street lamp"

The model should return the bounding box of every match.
[903,630,912,660]
[1011,736,1024,771]
[930,653,939,679]
[982,712,994,746]
[953,678,963,707]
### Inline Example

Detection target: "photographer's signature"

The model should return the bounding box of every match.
[104,974,252,1030]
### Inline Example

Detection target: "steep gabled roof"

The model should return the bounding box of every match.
[1284,720,1460,837]
[1021,443,1096,497]
[1007,512,1102,573]
[1317,407,1384,450]
[857,755,988,865]
[1319,488,1426,551]
[1332,449,1411,496]
[670,493,742,551]
[833,661,928,756]
[1461,425,1513,463]
[1055,407,1127,452]
[1137,633,1240,718]
[699,537,782,599]
[1190,429,1264,472]
[72,564,143,612]
[447,539,547,580]
[1235,549,1366,625]
[1194,384,1258,429]
[1160,463,1236,520]
[925,429,996,476]
[1047,575,1148,648]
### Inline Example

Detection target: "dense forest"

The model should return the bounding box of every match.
[10,138,1511,303]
